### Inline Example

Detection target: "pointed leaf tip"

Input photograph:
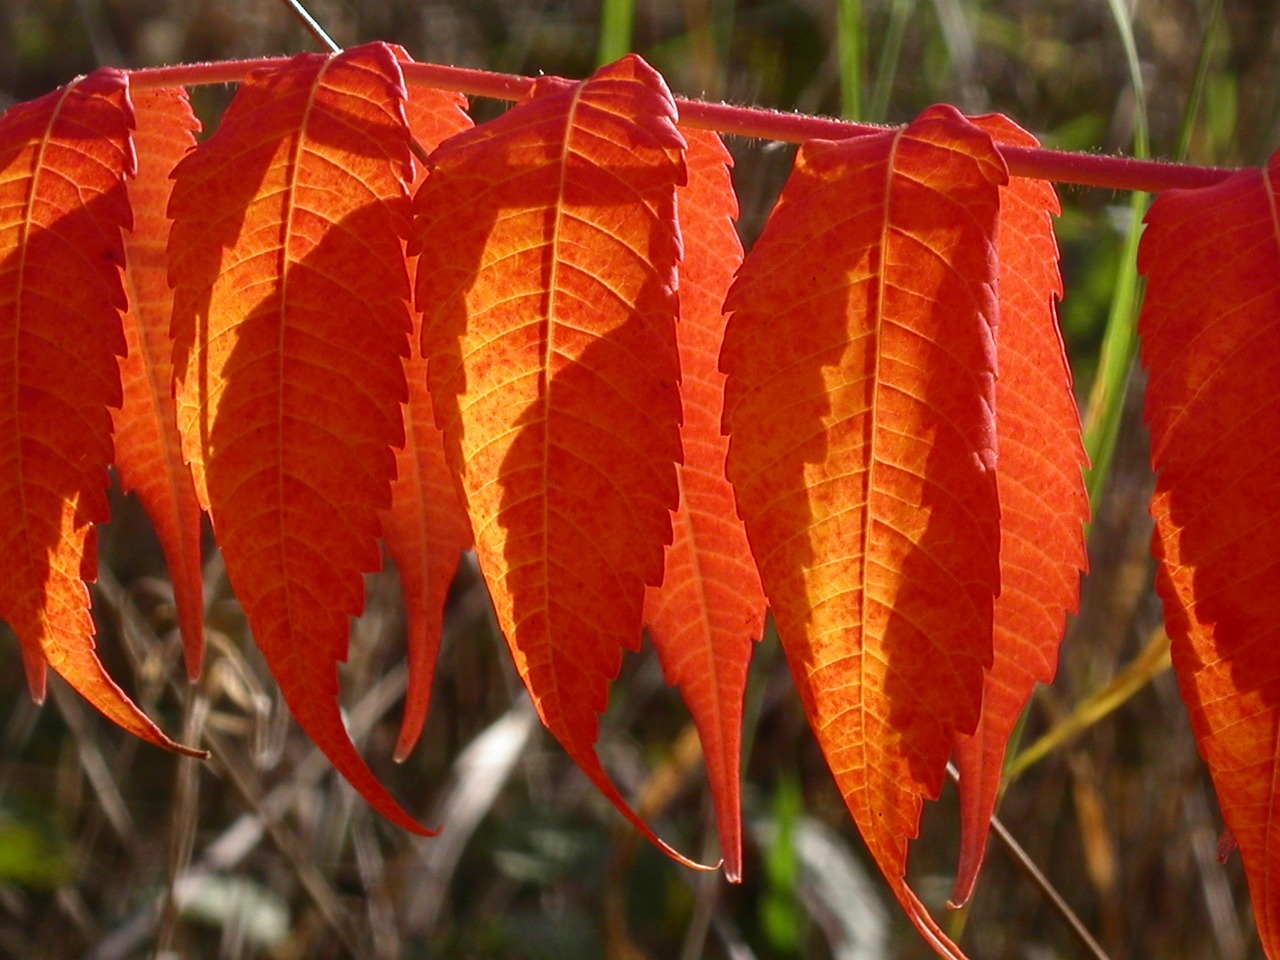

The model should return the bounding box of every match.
[416,55,705,864]
[644,125,763,881]
[384,84,475,762]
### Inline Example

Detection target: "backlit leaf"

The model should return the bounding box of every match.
[1140,148,1280,953]
[168,43,429,831]
[415,55,704,866]
[0,69,198,755]
[115,86,207,680]
[950,114,1089,907]
[722,104,1005,955]
[384,87,474,761]
[644,126,765,881]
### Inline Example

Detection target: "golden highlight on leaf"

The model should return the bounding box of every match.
[168,43,429,831]
[1140,148,1280,954]
[415,55,707,867]
[0,69,200,756]
[643,126,765,882]
[722,103,1006,956]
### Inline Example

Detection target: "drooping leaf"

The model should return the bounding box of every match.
[950,113,1089,907]
[1139,148,1280,954]
[415,55,705,867]
[168,43,429,832]
[721,104,1005,956]
[0,69,199,756]
[386,303,474,762]
[114,86,207,680]
[384,87,475,761]
[643,126,765,882]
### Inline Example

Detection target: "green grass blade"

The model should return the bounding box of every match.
[1018,0,1226,797]
[868,0,917,123]
[1081,0,1150,509]
[1103,0,1150,157]
[1081,193,1146,508]
[597,0,636,65]
[1006,627,1171,781]
[1175,0,1225,161]
[837,0,864,119]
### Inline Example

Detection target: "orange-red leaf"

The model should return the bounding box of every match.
[415,55,703,866]
[950,114,1089,907]
[643,126,765,881]
[386,303,473,762]
[1139,149,1280,953]
[168,43,429,832]
[384,87,474,761]
[114,86,207,680]
[0,69,199,756]
[721,104,1005,956]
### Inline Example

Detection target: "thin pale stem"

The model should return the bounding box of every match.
[946,763,1113,960]
[988,803,1114,960]
[278,0,342,53]
[125,57,1241,193]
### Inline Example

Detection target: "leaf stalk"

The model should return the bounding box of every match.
[124,57,1240,194]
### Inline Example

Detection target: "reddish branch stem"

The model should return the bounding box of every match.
[129,56,1237,193]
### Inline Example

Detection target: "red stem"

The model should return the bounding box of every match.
[129,56,1238,193]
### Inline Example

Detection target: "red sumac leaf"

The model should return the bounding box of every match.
[1140,147,1280,954]
[722,104,1005,956]
[415,55,706,867]
[950,113,1088,907]
[385,85,475,761]
[115,85,207,680]
[0,68,198,755]
[169,43,428,831]
[644,126,765,881]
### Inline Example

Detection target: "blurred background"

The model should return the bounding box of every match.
[1,0,1278,957]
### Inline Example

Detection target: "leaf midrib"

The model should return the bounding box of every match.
[855,126,904,821]
[537,79,587,713]
[275,59,330,637]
